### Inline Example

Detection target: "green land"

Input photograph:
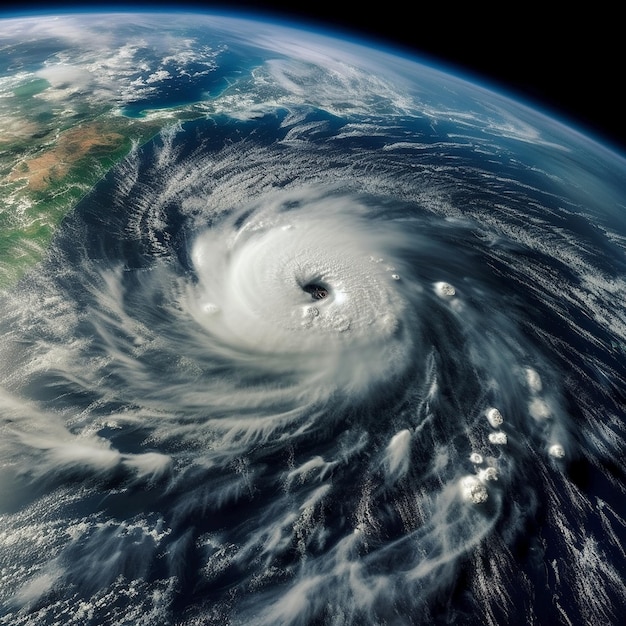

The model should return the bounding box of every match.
[0,77,201,288]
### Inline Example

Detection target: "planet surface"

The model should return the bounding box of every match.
[1,11,625,626]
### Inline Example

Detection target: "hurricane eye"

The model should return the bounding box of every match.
[303,283,329,300]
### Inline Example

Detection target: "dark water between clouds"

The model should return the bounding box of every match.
[1,110,625,625]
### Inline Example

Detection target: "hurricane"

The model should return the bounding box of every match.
[1,12,625,626]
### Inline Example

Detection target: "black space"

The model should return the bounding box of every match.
[4,2,625,155]
[244,3,625,154]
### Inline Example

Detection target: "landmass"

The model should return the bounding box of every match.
[0,78,202,288]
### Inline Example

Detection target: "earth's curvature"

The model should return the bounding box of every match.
[1,11,625,626]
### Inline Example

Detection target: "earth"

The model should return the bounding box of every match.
[1,11,625,626]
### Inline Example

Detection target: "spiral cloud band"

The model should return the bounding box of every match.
[1,14,625,626]
[0,123,580,624]
[185,192,412,394]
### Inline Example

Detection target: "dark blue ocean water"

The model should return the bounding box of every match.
[2,88,626,625]
[121,48,264,118]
